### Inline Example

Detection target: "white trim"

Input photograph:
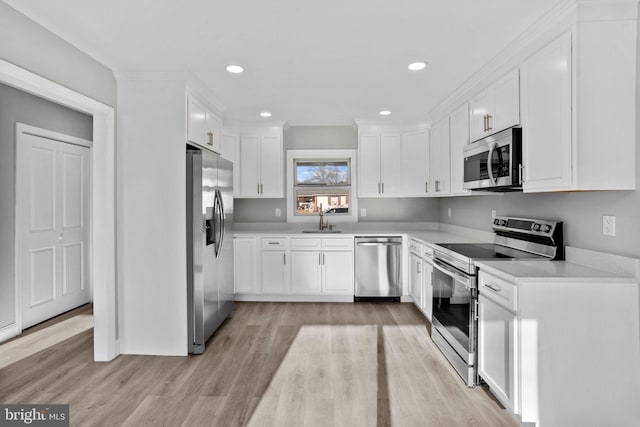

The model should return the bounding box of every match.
[0,323,20,343]
[1,59,117,361]
[286,149,358,223]
[234,294,355,302]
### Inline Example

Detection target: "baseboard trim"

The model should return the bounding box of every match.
[0,323,20,344]
[234,294,355,302]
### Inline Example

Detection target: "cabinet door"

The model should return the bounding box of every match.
[261,250,289,294]
[358,135,380,196]
[409,253,423,308]
[260,135,283,197]
[205,112,222,154]
[379,135,402,196]
[469,89,492,142]
[239,136,261,197]
[478,294,516,412]
[290,251,322,294]
[492,69,521,133]
[322,251,354,294]
[221,133,240,197]
[402,130,430,196]
[234,238,258,293]
[521,33,572,192]
[422,260,433,322]
[430,118,451,195]
[449,104,471,196]
[187,97,206,147]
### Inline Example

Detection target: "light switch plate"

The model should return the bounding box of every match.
[275,208,281,217]
[603,215,616,236]
[361,208,367,217]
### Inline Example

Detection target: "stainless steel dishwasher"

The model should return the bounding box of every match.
[354,236,402,302]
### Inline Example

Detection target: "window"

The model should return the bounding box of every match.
[294,159,350,216]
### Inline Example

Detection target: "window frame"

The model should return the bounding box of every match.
[286,149,358,223]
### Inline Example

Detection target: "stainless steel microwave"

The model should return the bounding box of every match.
[463,127,522,191]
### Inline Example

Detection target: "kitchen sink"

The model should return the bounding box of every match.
[301,229,342,233]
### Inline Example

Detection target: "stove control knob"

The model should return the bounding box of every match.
[493,218,500,225]
[500,219,507,226]
[543,225,552,233]
[532,223,541,231]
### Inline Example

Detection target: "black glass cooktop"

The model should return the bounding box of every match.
[436,243,540,260]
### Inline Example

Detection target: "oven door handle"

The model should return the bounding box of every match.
[433,259,472,289]
[487,141,497,186]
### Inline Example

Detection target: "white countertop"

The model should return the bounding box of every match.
[475,260,638,284]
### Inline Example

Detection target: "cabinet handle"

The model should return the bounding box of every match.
[486,114,492,131]
[425,181,428,193]
[260,183,263,194]
[283,253,286,265]
[257,183,260,194]
[484,283,502,292]
[377,183,381,194]
[268,242,280,245]
[381,182,384,194]
[483,114,487,132]
[318,253,321,265]
[207,131,213,146]
[417,263,421,274]
[519,164,524,184]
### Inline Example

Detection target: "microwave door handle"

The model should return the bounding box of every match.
[487,142,497,186]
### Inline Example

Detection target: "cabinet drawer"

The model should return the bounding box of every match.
[479,272,517,312]
[290,238,321,250]
[261,237,289,250]
[422,245,434,258]
[322,238,354,250]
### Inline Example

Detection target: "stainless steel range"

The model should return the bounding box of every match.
[431,216,563,387]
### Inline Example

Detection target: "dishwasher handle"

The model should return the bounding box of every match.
[356,241,402,246]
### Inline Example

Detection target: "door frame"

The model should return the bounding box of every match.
[1,59,117,361]
[15,123,93,330]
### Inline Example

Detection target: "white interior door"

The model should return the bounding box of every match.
[18,129,91,329]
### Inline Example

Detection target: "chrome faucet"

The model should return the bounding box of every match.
[319,203,329,230]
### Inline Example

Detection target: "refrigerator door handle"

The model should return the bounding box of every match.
[214,189,222,259]
[217,189,225,258]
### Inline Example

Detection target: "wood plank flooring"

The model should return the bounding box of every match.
[0,302,518,426]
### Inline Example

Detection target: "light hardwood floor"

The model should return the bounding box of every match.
[0,302,517,426]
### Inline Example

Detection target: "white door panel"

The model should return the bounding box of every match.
[19,131,90,329]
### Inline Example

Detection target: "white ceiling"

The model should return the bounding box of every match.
[4,0,562,124]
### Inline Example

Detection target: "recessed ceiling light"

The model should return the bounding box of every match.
[226,65,244,74]
[379,110,391,116]
[260,112,272,117]
[408,61,427,71]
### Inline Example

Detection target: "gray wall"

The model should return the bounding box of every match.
[234,125,441,222]
[0,2,117,107]
[0,83,93,329]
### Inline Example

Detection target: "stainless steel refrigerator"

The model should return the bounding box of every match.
[187,145,234,354]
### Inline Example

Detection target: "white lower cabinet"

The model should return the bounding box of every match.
[408,240,434,322]
[234,237,258,293]
[290,251,322,294]
[260,250,289,294]
[478,293,517,412]
[235,236,354,297]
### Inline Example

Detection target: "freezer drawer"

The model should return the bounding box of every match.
[354,236,402,300]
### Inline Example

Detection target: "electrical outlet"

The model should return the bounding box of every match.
[275,208,281,217]
[361,208,367,217]
[491,210,497,220]
[603,215,616,236]
[447,207,452,217]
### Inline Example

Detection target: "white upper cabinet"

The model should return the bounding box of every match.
[238,131,283,198]
[449,103,472,196]
[521,32,573,192]
[188,95,221,153]
[469,69,520,143]
[429,117,451,195]
[402,130,430,196]
[357,133,402,197]
[358,129,429,197]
